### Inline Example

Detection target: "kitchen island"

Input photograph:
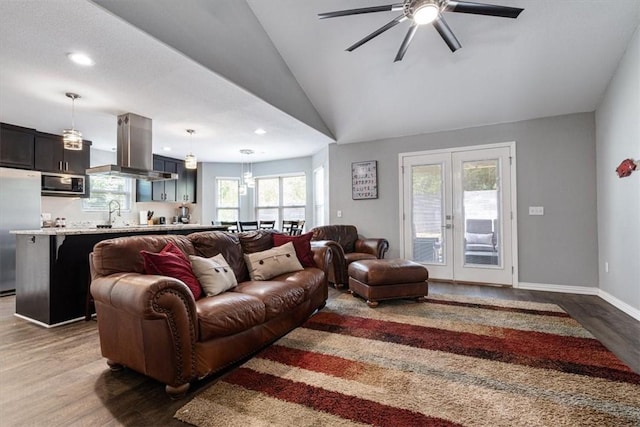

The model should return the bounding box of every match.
[12,224,223,327]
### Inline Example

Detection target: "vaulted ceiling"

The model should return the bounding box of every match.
[0,0,638,162]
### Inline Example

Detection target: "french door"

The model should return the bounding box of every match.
[401,144,515,285]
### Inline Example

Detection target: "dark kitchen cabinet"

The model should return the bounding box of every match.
[176,161,197,203]
[152,157,177,202]
[0,123,35,170]
[136,155,178,202]
[34,132,91,175]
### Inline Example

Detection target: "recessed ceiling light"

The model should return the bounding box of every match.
[67,52,95,66]
[163,146,172,151]
[254,128,267,135]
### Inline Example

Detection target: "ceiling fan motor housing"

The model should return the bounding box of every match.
[405,0,444,21]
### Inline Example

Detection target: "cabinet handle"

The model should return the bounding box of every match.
[65,161,69,171]
[59,161,63,170]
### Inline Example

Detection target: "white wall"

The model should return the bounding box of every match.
[312,146,330,226]
[328,112,598,289]
[595,25,640,314]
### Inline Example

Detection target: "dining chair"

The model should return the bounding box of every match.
[259,220,275,230]
[219,221,239,233]
[238,221,259,231]
[282,220,305,236]
[281,220,293,235]
[290,220,305,236]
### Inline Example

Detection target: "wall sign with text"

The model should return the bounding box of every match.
[352,160,378,200]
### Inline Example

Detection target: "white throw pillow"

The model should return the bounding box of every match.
[189,253,237,297]
[244,242,303,281]
[465,232,494,245]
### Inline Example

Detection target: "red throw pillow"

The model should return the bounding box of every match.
[141,242,202,300]
[273,232,316,268]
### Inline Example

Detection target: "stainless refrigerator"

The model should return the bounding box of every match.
[0,167,41,295]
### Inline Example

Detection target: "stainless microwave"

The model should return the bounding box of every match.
[41,172,86,196]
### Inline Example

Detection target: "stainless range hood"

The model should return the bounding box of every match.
[86,113,178,181]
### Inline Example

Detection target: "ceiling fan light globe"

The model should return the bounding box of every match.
[413,4,439,25]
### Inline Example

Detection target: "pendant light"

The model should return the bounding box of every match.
[239,149,255,196]
[185,129,197,169]
[63,92,83,150]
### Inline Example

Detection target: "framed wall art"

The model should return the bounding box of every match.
[352,160,378,200]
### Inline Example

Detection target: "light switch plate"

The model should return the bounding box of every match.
[337,210,342,218]
[529,206,544,215]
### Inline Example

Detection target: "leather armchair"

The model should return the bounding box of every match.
[310,225,389,288]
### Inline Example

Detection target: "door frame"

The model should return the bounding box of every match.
[398,141,519,287]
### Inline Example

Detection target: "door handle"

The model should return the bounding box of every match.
[442,224,453,229]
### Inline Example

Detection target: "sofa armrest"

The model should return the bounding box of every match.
[91,273,197,324]
[90,272,198,390]
[310,245,332,286]
[311,240,347,286]
[355,238,389,259]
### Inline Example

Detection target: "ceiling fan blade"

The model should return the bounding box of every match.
[432,16,462,52]
[318,4,403,19]
[346,16,407,52]
[394,23,418,62]
[444,1,524,18]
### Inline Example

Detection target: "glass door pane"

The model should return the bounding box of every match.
[411,164,444,265]
[462,159,500,267]
[402,151,453,280]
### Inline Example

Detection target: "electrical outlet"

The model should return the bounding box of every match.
[528,206,544,215]
[337,210,342,218]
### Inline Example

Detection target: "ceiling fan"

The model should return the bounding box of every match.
[319,0,524,62]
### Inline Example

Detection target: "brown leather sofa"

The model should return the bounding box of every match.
[89,230,330,398]
[310,225,389,288]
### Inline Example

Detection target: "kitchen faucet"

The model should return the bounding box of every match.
[108,200,121,225]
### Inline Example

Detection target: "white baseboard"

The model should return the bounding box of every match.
[517,282,599,295]
[518,282,640,322]
[598,290,640,321]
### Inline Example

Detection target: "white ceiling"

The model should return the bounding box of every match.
[1,0,638,163]
[248,0,640,143]
[0,0,333,163]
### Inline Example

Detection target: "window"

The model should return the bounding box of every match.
[82,176,132,211]
[256,174,306,226]
[216,178,240,221]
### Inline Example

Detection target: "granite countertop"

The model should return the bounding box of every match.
[11,224,219,236]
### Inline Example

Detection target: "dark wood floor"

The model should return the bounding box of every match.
[1,283,638,426]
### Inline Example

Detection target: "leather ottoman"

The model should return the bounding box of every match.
[348,259,429,307]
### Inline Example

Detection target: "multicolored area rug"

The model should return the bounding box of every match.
[175,293,640,426]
